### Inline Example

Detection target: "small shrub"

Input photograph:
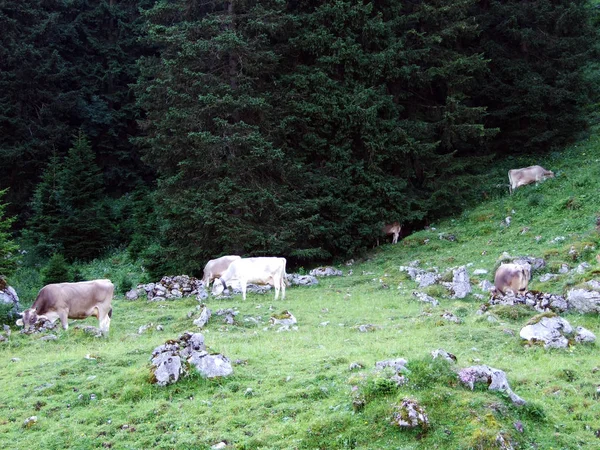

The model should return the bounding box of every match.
[41,254,71,285]
[118,275,133,294]
[492,305,531,321]
[406,358,456,390]
[519,401,547,422]
[528,194,545,207]
[557,369,578,382]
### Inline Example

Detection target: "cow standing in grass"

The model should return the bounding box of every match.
[212,257,287,300]
[16,279,114,336]
[201,255,241,287]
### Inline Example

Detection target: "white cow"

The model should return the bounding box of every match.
[508,165,554,194]
[201,255,241,287]
[212,257,287,300]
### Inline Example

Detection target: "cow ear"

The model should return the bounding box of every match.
[16,318,23,326]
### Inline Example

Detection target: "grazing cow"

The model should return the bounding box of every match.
[494,264,531,295]
[508,165,554,194]
[378,222,402,245]
[212,257,287,300]
[16,279,114,336]
[201,255,241,287]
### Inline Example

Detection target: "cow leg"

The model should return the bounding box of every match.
[58,311,69,330]
[280,276,286,300]
[241,281,247,301]
[392,232,398,244]
[273,277,280,301]
[99,307,112,336]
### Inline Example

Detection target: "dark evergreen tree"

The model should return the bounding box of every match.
[41,253,72,285]
[472,0,599,153]
[25,132,114,261]
[0,189,19,278]
[0,0,156,221]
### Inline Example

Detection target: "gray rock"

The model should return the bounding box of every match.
[357,324,377,333]
[431,348,457,363]
[458,365,525,405]
[399,266,440,287]
[441,312,461,323]
[559,264,569,274]
[375,358,408,372]
[567,289,600,313]
[349,362,363,371]
[39,334,57,341]
[125,289,139,301]
[270,311,296,327]
[152,352,185,386]
[193,306,212,328]
[490,291,567,313]
[309,267,343,277]
[519,316,573,348]
[188,351,233,378]
[412,291,439,307]
[473,269,488,275]
[478,280,494,292]
[539,273,556,283]
[0,284,20,317]
[576,262,591,274]
[391,399,429,429]
[286,273,319,286]
[575,326,596,344]
[442,266,471,299]
[586,280,600,291]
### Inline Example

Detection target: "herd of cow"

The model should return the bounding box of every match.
[14,165,553,336]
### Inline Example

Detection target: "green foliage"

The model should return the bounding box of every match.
[0,188,19,278]
[25,132,114,261]
[41,254,71,285]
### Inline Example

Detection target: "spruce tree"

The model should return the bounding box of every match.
[0,189,19,278]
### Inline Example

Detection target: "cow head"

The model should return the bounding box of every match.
[15,308,39,330]
[211,279,229,296]
[521,264,532,282]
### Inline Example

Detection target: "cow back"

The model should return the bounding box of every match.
[34,279,114,318]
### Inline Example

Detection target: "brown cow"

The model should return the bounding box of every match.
[494,264,531,295]
[379,222,402,245]
[508,165,554,194]
[201,255,241,287]
[16,279,114,336]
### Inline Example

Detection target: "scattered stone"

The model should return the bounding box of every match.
[539,273,557,283]
[441,266,471,299]
[0,282,20,318]
[431,348,457,363]
[150,331,232,385]
[473,269,488,275]
[74,325,104,337]
[559,264,569,274]
[309,267,343,277]
[125,289,138,301]
[211,441,227,449]
[216,308,238,325]
[193,305,212,328]
[586,280,600,291]
[244,388,253,397]
[375,358,408,372]
[19,316,57,335]
[458,365,526,405]
[39,335,57,341]
[349,362,363,371]
[391,399,429,430]
[137,275,209,302]
[286,273,319,286]
[270,311,296,327]
[576,262,591,274]
[399,265,440,288]
[412,291,439,307]
[23,416,37,428]
[551,236,566,244]
[319,321,329,327]
[138,323,154,334]
[441,312,461,324]
[575,326,596,344]
[357,324,378,333]
[567,289,600,313]
[489,291,568,313]
[478,280,494,292]
[11,357,20,362]
[156,325,164,331]
[496,433,515,450]
[519,315,573,348]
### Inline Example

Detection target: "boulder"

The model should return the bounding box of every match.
[519,316,573,349]
[193,306,212,328]
[431,348,457,363]
[489,291,567,313]
[567,289,600,313]
[0,283,20,317]
[216,309,238,325]
[309,267,343,277]
[575,326,596,344]
[188,351,233,378]
[270,310,296,327]
[539,273,557,283]
[441,312,461,324]
[391,398,429,430]
[286,273,319,286]
[399,266,440,287]
[458,365,526,405]
[478,280,494,292]
[412,291,439,307]
[125,289,139,301]
[150,331,232,385]
[441,266,471,299]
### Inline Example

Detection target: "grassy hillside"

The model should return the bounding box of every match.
[3,131,600,449]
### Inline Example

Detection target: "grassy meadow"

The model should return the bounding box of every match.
[4,131,600,449]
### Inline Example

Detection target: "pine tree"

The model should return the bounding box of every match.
[0,189,19,278]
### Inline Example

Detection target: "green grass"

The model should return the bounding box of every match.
[3,131,600,448]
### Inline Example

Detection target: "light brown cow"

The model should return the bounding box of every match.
[380,222,402,245]
[508,165,554,194]
[16,279,114,336]
[494,264,531,295]
[201,255,241,287]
